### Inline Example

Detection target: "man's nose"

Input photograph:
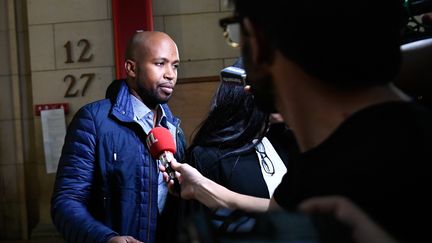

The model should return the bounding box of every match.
[164,66,176,80]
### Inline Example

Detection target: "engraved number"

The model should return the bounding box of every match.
[77,39,93,62]
[63,73,95,97]
[64,39,93,63]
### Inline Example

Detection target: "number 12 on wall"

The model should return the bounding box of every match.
[64,39,93,63]
[62,39,96,98]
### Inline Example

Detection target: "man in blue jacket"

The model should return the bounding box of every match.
[51,31,186,243]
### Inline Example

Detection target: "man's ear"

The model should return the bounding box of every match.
[242,18,274,64]
[125,60,136,78]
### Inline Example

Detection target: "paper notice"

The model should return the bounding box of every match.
[41,108,66,174]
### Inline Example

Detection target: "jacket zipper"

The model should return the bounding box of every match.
[175,120,181,153]
[147,154,152,243]
[145,117,179,242]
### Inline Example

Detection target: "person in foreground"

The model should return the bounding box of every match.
[161,0,432,242]
[51,31,186,243]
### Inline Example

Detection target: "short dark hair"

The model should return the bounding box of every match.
[232,0,406,89]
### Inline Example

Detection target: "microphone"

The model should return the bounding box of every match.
[146,127,177,180]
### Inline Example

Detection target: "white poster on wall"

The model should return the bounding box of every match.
[41,108,67,174]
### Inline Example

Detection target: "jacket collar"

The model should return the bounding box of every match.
[111,80,180,126]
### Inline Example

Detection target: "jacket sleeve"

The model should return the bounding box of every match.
[51,106,117,243]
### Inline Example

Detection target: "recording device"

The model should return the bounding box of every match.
[146,127,177,180]
[220,65,246,85]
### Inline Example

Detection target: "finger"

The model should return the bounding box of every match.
[168,178,175,187]
[159,164,166,172]
[167,179,179,196]
[169,158,182,171]
[162,172,170,182]
[125,236,143,243]
[175,171,182,182]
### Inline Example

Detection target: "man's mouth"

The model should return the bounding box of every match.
[160,84,174,95]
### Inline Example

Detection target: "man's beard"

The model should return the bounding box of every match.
[138,86,169,110]
[242,40,278,113]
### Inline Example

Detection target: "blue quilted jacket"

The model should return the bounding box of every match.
[51,81,186,243]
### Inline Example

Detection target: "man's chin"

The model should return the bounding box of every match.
[248,76,278,113]
[156,96,170,105]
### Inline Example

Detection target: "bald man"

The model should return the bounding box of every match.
[51,31,186,243]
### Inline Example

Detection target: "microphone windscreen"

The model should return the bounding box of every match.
[147,127,176,158]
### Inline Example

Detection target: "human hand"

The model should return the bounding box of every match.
[160,158,204,200]
[107,235,143,243]
[298,196,398,243]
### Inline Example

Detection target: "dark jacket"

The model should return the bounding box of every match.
[189,123,296,196]
[185,123,297,233]
[51,80,186,243]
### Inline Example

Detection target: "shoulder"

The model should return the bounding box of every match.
[189,146,221,162]
[188,146,223,169]
[350,101,432,122]
[79,98,111,113]
[73,99,111,121]
[341,101,432,138]
[67,99,112,133]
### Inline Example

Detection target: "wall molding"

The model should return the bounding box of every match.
[178,75,219,84]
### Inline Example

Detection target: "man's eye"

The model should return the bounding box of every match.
[173,64,179,69]
[156,62,164,66]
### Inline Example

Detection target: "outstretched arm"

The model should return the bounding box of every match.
[161,159,282,213]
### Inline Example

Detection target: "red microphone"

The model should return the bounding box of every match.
[146,127,177,179]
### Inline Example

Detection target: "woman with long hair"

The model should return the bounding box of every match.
[185,58,297,233]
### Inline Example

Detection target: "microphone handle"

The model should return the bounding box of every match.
[159,151,181,194]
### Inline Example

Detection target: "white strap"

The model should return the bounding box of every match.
[255,137,287,197]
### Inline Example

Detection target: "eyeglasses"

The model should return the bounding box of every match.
[255,142,275,175]
[219,16,242,47]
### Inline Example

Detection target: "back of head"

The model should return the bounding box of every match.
[190,58,268,152]
[232,0,406,89]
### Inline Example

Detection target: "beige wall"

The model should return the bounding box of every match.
[0,0,239,240]
[25,0,114,239]
[0,0,33,239]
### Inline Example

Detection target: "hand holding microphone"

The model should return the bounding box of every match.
[146,127,230,206]
[146,126,177,180]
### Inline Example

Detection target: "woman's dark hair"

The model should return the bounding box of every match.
[188,59,269,158]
